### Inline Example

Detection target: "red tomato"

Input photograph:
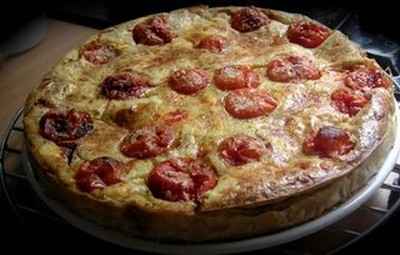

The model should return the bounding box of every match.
[345,67,391,91]
[39,110,93,143]
[331,88,370,116]
[231,7,269,32]
[101,73,151,100]
[266,55,321,82]
[197,35,227,53]
[75,157,123,192]
[147,158,217,202]
[224,88,277,119]
[287,21,330,48]
[214,65,260,91]
[168,69,209,95]
[218,134,266,166]
[120,125,175,159]
[303,126,355,158]
[80,41,118,65]
[132,16,175,45]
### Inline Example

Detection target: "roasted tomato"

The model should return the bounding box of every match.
[39,110,93,143]
[218,134,266,166]
[214,65,260,91]
[331,88,370,116]
[101,72,151,100]
[168,69,209,95]
[75,157,124,192]
[132,16,175,45]
[224,89,277,119]
[303,126,355,158]
[345,67,391,91]
[80,41,119,65]
[287,21,330,48]
[231,7,269,32]
[196,35,228,53]
[147,158,217,202]
[120,125,175,159]
[266,55,321,82]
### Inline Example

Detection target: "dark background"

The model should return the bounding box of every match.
[1,1,399,254]
[2,1,399,41]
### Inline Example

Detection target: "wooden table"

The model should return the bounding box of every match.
[0,19,96,134]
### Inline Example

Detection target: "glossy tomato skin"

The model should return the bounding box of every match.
[132,16,175,45]
[168,69,209,95]
[39,110,93,143]
[190,161,218,198]
[75,157,123,192]
[218,135,266,166]
[224,88,277,119]
[120,125,175,159]
[147,158,217,202]
[266,55,321,82]
[148,161,194,201]
[303,126,355,158]
[101,73,151,100]
[197,35,227,53]
[344,67,391,91]
[287,21,330,48]
[231,7,269,32]
[331,88,370,116]
[80,41,118,65]
[214,65,260,91]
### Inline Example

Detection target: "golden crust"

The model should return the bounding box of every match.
[28,114,396,241]
[24,5,397,240]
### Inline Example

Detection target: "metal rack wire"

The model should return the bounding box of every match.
[1,108,400,255]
